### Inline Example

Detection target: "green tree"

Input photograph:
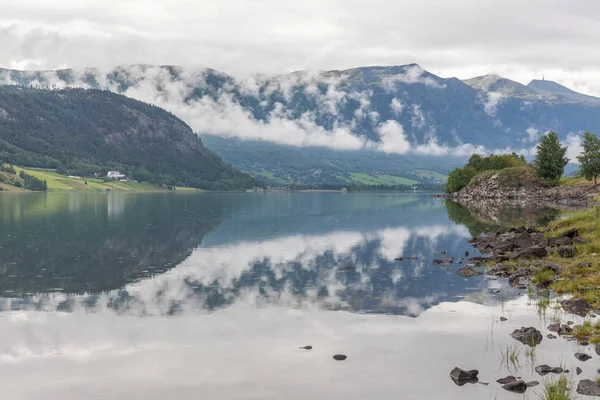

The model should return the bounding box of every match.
[577,132,600,185]
[445,166,477,193]
[534,131,568,183]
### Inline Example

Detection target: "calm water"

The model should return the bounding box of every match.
[0,192,587,399]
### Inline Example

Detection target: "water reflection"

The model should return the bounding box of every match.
[0,192,545,316]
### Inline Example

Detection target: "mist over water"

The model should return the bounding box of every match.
[0,192,571,399]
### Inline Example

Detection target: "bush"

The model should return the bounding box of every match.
[19,171,47,191]
[445,153,527,193]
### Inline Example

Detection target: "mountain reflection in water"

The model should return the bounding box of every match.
[0,192,559,315]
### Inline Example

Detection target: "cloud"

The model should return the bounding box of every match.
[482,91,503,117]
[390,97,403,116]
[565,132,583,163]
[524,127,539,143]
[383,65,446,91]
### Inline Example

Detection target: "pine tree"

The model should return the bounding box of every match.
[534,131,568,183]
[577,132,600,185]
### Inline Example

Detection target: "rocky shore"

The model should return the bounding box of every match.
[436,171,600,209]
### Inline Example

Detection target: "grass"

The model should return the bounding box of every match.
[500,344,521,372]
[9,167,200,193]
[347,172,419,186]
[540,375,572,400]
[413,170,448,183]
[572,320,600,343]
[524,345,537,365]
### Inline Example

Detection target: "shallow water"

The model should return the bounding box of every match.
[0,192,589,399]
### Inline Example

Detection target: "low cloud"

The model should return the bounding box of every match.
[383,65,446,91]
[483,91,503,117]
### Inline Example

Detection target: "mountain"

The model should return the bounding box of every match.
[0,86,259,190]
[1,64,599,184]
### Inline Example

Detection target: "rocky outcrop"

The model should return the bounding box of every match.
[444,171,600,208]
[450,368,479,386]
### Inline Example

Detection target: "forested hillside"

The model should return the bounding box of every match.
[0,86,259,190]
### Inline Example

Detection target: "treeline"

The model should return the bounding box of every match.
[444,131,584,193]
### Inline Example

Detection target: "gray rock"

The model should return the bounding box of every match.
[502,380,528,394]
[562,298,592,317]
[577,379,600,396]
[500,317,508,322]
[299,346,312,350]
[497,376,517,384]
[456,267,477,278]
[513,231,533,248]
[512,246,548,260]
[526,381,539,387]
[567,321,574,325]
[332,354,347,361]
[547,334,557,339]
[535,365,553,375]
[575,352,592,362]
[596,343,600,356]
[577,367,583,375]
[551,367,564,374]
[579,341,590,346]
[511,327,543,346]
[450,367,479,386]
[558,246,578,258]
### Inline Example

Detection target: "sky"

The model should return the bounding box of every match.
[1,0,600,95]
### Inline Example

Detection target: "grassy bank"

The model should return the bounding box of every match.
[2,167,201,193]
[545,203,600,305]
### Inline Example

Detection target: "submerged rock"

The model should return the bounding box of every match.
[456,267,478,277]
[299,346,313,350]
[502,380,528,394]
[575,352,592,362]
[500,317,508,322]
[511,327,543,346]
[449,367,479,386]
[526,381,539,387]
[547,334,557,339]
[577,367,583,375]
[535,365,553,375]
[561,297,591,317]
[332,354,347,361]
[496,376,517,384]
[577,379,600,396]
[595,343,600,356]
[548,323,573,335]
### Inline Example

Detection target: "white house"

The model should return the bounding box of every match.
[107,171,126,180]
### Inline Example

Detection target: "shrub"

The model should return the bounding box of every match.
[445,153,527,193]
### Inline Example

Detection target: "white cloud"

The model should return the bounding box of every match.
[525,127,539,143]
[383,65,446,91]
[565,132,583,163]
[374,121,411,154]
[483,91,503,117]
[390,97,403,116]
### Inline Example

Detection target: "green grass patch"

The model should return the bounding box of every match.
[540,375,572,400]
[348,172,419,186]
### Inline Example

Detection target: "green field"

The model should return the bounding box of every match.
[347,173,420,186]
[10,168,201,192]
[413,170,448,182]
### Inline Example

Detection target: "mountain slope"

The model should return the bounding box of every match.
[0,86,259,190]
[2,64,600,184]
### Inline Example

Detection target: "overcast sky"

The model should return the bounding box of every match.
[1,0,599,95]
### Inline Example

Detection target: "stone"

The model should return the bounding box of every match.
[513,231,533,248]
[464,251,469,257]
[567,321,574,325]
[574,236,589,244]
[548,236,573,247]
[563,228,579,238]
[526,381,539,387]
[449,367,479,386]
[577,262,592,268]
[333,354,347,361]
[577,379,600,396]
[535,365,553,375]
[575,352,592,362]
[512,246,547,260]
[299,346,313,350]
[577,367,583,375]
[558,246,578,258]
[502,380,528,394]
[551,367,564,374]
[547,334,557,339]
[456,267,477,278]
[500,317,508,322]
[497,376,517,384]
[596,343,600,356]
[580,341,590,346]
[511,327,543,346]
[433,257,454,265]
[561,297,592,317]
